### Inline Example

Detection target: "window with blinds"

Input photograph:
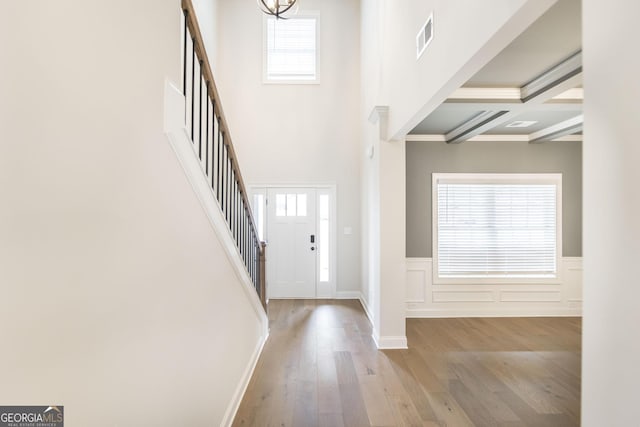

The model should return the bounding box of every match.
[433,174,561,282]
[264,16,318,82]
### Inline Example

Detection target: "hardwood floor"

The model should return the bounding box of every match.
[233,299,581,427]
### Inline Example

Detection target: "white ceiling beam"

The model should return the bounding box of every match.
[551,87,584,101]
[448,87,522,101]
[436,51,583,143]
[529,114,583,143]
[468,134,530,142]
[521,50,582,103]
[406,133,583,143]
[468,134,583,142]
[440,101,582,112]
[405,134,447,142]
[445,110,516,143]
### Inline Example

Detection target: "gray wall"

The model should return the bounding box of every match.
[406,140,582,257]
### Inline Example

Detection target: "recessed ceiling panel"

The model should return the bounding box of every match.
[410,108,483,135]
[491,111,582,135]
[465,0,581,87]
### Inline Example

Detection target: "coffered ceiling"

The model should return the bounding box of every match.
[409,0,583,144]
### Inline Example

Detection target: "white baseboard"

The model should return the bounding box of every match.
[357,294,375,327]
[372,332,408,350]
[354,292,408,350]
[406,307,582,318]
[335,291,362,299]
[221,331,269,427]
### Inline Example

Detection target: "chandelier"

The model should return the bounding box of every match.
[258,0,298,19]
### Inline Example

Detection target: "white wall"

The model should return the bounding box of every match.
[192,0,219,72]
[582,0,640,425]
[0,1,265,426]
[215,0,362,294]
[371,0,557,140]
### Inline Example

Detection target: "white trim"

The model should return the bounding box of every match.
[163,79,268,327]
[357,293,375,326]
[372,332,408,350]
[552,87,584,101]
[529,114,583,142]
[406,307,582,318]
[468,134,530,142]
[249,183,337,298]
[335,291,362,299]
[520,51,582,101]
[368,105,389,141]
[416,12,434,60]
[164,79,269,426]
[339,291,408,350]
[552,134,582,142]
[404,257,583,318]
[432,173,563,285]
[405,134,446,142]
[448,87,522,100]
[406,134,583,143]
[221,331,269,427]
[262,12,321,85]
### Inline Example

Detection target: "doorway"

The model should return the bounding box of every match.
[250,185,336,299]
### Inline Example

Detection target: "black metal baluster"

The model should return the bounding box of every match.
[205,84,209,177]
[256,238,260,291]
[218,130,222,202]
[191,38,196,142]
[225,155,231,226]
[231,171,236,237]
[221,137,225,209]
[232,177,236,242]
[211,101,216,190]
[183,11,188,105]
[198,64,203,158]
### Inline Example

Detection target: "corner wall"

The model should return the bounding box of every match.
[0,2,265,425]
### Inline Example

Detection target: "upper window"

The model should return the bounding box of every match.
[264,15,319,83]
[433,173,562,284]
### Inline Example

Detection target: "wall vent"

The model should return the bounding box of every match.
[416,13,434,59]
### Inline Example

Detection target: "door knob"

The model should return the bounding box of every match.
[311,247,315,251]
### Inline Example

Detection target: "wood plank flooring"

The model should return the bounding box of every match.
[233,299,581,427]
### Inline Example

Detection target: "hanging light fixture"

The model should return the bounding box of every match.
[258,0,298,19]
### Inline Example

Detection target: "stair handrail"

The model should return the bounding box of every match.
[181,0,266,308]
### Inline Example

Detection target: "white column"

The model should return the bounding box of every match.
[367,107,407,349]
[582,0,640,425]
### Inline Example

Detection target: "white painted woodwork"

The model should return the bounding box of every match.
[267,188,318,298]
[405,257,583,317]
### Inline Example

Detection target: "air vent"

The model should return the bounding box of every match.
[416,13,434,59]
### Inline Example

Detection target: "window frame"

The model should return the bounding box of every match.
[262,12,321,85]
[432,173,563,285]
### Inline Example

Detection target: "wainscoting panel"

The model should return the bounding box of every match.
[405,258,583,318]
[406,260,428,303]
[433,290,495,303]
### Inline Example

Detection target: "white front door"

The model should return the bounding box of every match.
[266,188,317,298]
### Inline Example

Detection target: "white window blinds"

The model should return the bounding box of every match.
[265,17,317,81]
[435,176,559,279]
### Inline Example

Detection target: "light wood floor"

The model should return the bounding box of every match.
[233,299,581,427]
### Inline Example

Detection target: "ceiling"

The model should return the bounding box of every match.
[409,0,583,143]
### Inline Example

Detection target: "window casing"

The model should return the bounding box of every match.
[432,173,562,284]
[263,14,319,83]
